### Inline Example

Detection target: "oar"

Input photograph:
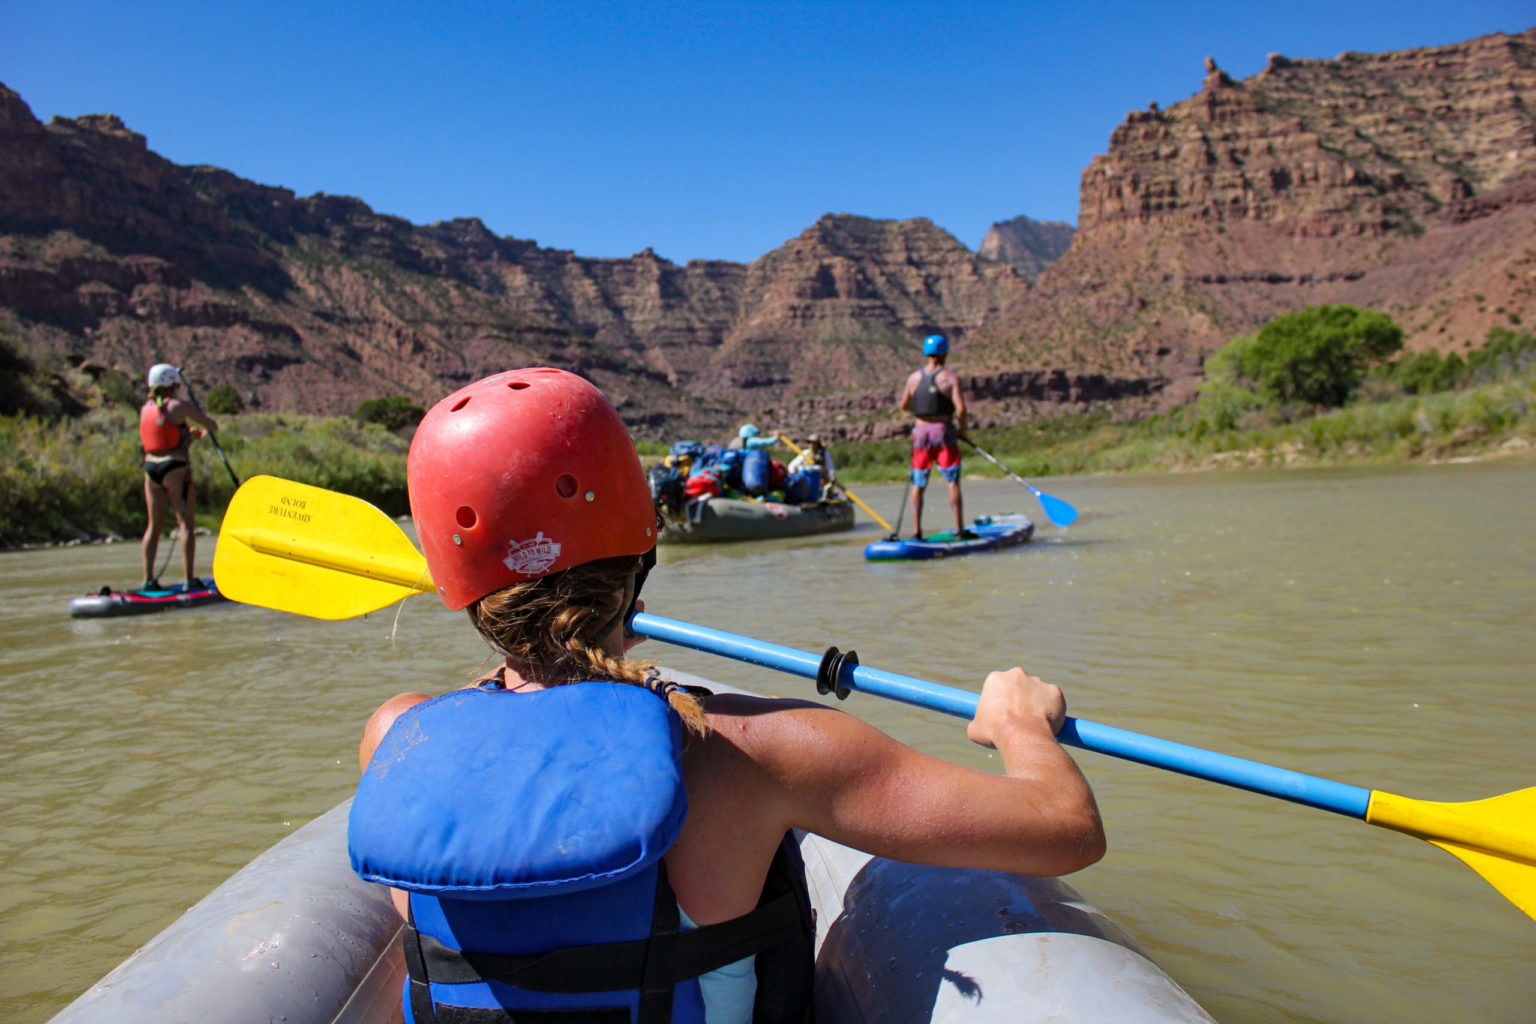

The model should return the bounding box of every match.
[887,481,911,541]
[630,616,1535,919]
[776,434,893,532]
[959,434,1076,527]
[212,475,1536,920]
[180,373,241,489]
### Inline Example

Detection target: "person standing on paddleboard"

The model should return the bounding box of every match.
[898,333,969,538]
[351,367,1104,1024]
[139,363,219,591]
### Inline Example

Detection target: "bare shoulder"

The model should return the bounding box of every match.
[699,692,903,780]
[359,691,432,771]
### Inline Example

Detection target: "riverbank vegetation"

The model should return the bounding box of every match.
[2,314,1532,548]
[833,317,1534,483]
[0,411,411,548]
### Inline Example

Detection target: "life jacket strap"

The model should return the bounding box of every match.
[402,862,806,1013]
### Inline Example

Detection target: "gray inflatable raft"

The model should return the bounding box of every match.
[50,679,1215,1024]
[659,496,856,543]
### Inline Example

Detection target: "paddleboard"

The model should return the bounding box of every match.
[864,513,1035,561]
[68,580,229,619]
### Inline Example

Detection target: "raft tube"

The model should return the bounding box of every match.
[48,673,1215,1024]
[864,513,1035,561]
[660,495,856,543]
[68,580,229,619]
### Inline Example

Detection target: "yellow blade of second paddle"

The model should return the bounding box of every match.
[1433,839,1536,920]
[213,475,435,620]
[1368,786,1536,918]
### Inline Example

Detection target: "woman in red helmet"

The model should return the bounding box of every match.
[350,368,1104,1024]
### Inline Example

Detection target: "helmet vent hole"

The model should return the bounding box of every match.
[507,381,531,391]
[455,505,477,529]
[554,474,578,499]
[450,397,472,412]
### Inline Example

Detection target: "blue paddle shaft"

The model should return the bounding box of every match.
[959,438,1078,527]
[629,612,1372,820]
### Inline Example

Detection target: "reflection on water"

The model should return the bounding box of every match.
[3,459,1533,1022]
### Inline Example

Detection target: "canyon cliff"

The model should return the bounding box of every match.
[978,216,1075,282]
[980,28,1536,406]
[2,26,1532,439]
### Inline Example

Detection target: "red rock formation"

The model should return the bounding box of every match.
[0,83,1029,437]
[2,24,1533,439]
[979,216,1075,283]
[984,28,1536,392]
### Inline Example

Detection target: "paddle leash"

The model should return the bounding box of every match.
[211,475,1536,921]
[959,435,1077,528]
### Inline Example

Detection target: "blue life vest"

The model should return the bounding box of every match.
[349,681,813,1024]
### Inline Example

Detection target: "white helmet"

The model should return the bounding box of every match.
[147,364,182,388]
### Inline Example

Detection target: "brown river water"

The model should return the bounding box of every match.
[3,459,1533,1023]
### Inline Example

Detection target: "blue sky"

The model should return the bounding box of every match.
[2,1,1530,264]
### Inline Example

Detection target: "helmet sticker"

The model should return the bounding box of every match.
[503,532,562,576]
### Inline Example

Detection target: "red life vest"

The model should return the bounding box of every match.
[139,400,183,455]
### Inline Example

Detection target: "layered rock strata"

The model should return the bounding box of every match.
[3,25,1534,440]
[978,216,1075,282]
[983,28,1536,387]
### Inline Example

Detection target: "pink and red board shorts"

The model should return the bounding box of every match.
[911,420,961,483]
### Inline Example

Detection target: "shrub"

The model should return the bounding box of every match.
[96,368,142,409]
[1466,327,1536,383]
[353,394,425,433]
[1384,350,1464,395]
[1192,378,1266,433]
[203,383,245,415]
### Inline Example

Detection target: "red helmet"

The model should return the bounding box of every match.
[407,368,655,609]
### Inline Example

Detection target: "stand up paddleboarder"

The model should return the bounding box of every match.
[139,363,219,591]
[898,333,969,539]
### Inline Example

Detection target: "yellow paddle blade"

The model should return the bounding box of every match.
[1368,787,1536,918]
[1432,840,1536,920]
[213,475,435,620]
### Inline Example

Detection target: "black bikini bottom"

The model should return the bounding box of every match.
[144,459,189,487]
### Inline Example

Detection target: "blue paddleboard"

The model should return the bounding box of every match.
[864,513,1035,561]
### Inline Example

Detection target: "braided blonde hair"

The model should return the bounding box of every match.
[466,554,710,736]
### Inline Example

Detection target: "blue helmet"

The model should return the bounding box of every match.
[738,423,760,439]
[923,334,949,357]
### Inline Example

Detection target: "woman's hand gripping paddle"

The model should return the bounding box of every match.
[959,435,1077,528]
[213,475,1536,921]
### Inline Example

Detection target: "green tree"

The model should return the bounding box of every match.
[203,383,245,415]
[1227,305,1404,408]
[354,394,425,432]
